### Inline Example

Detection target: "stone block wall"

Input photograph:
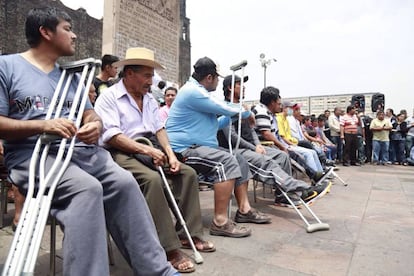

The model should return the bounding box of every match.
[0,0,102,62]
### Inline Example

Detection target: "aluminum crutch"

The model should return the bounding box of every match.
[272,173,330,233]
[227,60,248,218]
[135,137,203,264]
[2,58,101,276]
[228,60,248,155]
[330,170,348,186]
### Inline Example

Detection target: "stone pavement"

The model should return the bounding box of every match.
[1,164,413,275]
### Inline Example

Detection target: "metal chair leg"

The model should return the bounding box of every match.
[0,180,6,228]
[50,217,56,276]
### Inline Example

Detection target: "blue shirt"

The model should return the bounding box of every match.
[166,77,250,152]
[0,54,92,169]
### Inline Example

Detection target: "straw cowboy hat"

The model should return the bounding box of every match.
[113,47,165,70]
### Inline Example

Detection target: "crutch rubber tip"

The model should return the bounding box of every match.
[194,252,204,264]
[306,223,330,233]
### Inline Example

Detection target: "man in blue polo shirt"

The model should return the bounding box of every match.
[166,57,271,238]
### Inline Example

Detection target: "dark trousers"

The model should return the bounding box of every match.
[344,133,358,164]
[365,137,373,162]
[332,136,343,161]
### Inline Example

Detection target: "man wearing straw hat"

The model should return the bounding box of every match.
[0,7,176,275]
[95,47,215,273]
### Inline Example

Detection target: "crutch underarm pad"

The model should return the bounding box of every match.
[306,223,330,233]
[230,60,248,71]
[60,58,101,72]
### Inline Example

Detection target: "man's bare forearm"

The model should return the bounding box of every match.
[0,115,45,140]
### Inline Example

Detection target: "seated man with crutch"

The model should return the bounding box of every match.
[217,75,329,207]
[166,57,271,239]
[94,47,214,274]
[252,87,332,185]
[0,7,176,276]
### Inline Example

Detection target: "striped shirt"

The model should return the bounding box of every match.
[252,103,274,140]
[252,103,286,147]
[340,114,359,133]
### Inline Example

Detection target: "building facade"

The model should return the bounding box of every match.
[1,0,191,85]
[0,0,102,62]
[245,92,379,117]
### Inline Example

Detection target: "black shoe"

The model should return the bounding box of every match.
[343,162,350,167]
[274,193,302,208]
[351,162,361,166]
[312,171,325,183]
[309,181,332,204]
[325,160,336,167]
[300,188,318,203]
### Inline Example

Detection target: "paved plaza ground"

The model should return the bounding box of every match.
[1,163,413,275]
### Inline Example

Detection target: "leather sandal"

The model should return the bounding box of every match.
[180,237,216,252]
[166,249,195,273]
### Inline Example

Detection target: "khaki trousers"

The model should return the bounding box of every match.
[111,150,203,252]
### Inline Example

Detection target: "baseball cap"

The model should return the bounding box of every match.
[282,100,294,108]
[193,57,223,77]
[222,75,249,89]
[292,103,302,110]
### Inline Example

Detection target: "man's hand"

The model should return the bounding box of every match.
[168,155,181,174]
[43,118,77,139]
[255,144,266,154]
[146,147,167,167]
[77,121,102,144]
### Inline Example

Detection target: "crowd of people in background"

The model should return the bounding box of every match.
[324,106,414,166]
[86,45,413,170]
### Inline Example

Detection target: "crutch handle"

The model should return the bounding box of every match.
[40,133,62,144]
[230,60,248,71]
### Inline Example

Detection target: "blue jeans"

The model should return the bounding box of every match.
[332,136,343,161]
[406,135,414,158]
[357,136,366,162]
[291,145,323,172]
[391,139,406,163]
[372,140,389,163]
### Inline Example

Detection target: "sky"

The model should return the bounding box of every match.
[61,0,414,114]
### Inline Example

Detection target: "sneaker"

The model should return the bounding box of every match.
[210,219,251,238]
[313,167,333,185]
[312,171,325,183]
[234,209,271,224]
[300,188,318,203]
[274,193,302,208]
[308,181,332,204]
